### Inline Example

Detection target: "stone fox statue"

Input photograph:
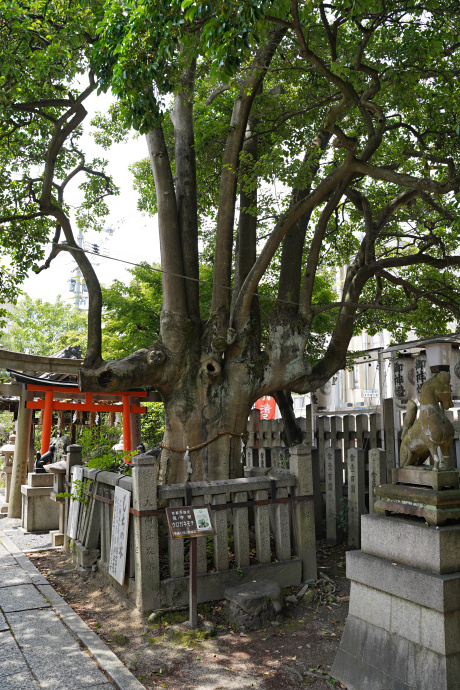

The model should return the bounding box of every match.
[400,371,454,469]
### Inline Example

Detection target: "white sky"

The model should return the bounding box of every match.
[21,90,161,304]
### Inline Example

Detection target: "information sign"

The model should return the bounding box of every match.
[109,485,131,585]
[67,465,83,540]
[165,504,215,539]
[363,389,379,398]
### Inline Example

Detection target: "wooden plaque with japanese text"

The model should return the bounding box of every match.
[165,504,215,539]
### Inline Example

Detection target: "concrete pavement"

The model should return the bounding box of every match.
[0,535,144,689]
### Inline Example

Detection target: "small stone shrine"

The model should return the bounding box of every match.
[332,373,460,689]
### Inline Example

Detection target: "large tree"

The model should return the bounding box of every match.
[1,1,460,484]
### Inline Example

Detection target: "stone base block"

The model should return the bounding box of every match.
[224,579,284,630]
[50,530,64,547]
[28,472,53,488]
[392,467,459,491]
[0,500,8,515]
[332,516,460,690]
[333,615,460,690]
[360,514,460,574]
[374,484,460,525]
[71,539,99,567]
[21,485,60,532]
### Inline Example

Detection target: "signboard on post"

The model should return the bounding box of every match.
[109,485,131,585]
[67,465,83,540]
[165,504,215,629]
[165,504,215,539]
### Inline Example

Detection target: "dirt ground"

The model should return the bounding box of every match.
[29,540,350,690]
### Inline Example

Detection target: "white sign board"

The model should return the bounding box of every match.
[109,485,131,585]
[363,389,379,398]
[67,465,83,540]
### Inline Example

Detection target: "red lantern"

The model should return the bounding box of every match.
[254,396,276,420]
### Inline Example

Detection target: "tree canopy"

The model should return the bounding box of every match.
[0,295,87,356]
[1,0,460,481]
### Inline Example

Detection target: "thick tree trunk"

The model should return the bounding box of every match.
[273,390,304,447]
[159,376,252,485]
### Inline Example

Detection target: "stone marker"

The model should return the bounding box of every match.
[290,444,317,581]
[368,448,386,514]
[347,447,365,548]
[325,446,343,544]
[224,579,283,630]
[131,453,160,612]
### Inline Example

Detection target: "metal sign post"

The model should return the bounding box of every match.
[165,504,215,628]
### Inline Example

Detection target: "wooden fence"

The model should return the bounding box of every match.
[65,445,316,613]
[246,401,460,548]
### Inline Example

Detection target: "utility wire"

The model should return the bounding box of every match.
[0,222,457,315]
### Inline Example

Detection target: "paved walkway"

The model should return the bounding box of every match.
[0,535,144,689]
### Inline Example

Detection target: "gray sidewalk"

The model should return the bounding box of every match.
[0,536,144,689]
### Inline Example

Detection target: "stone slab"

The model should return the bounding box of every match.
[0,584,50,612]
[7,608,110,688]
[361,514,460,574]
[346,549,460,613]
[0,565,32,587]
[37,584,144,690]
[20,649,111,689]
[0,671,40,689]
[392,467,459,491]
[0,554,19,568]
[21,486,54,497]
[0,630,29,678]
[0,611,8,631]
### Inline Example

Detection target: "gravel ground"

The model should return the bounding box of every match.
[0,516,53,551]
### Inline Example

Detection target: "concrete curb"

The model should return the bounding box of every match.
[1,536,144,690]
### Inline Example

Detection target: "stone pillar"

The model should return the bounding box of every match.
[8,385,33,519]
[356,414,369,462]
[64,445,83,551]
[369,413,380,450]
[325,447,344,544]
[369,448,386,514]
[305,404,314,447]
[317,416,327,482]
[131,453,160,612]
[347,447,365,548]
[245,446,258,469]
[311,448,324,538]
[130,398,142,449]
[332,515,460,690]
[383,398,397,474]
[290,445,316,581]
[342,415,355,460]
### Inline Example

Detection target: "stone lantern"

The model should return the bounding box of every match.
[0,433,16,514]
[393,354,416,404]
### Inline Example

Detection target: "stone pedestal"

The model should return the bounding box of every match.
[21,472,60,533]
[332,514,460,690]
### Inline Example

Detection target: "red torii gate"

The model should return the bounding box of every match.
[22,381,147,456]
